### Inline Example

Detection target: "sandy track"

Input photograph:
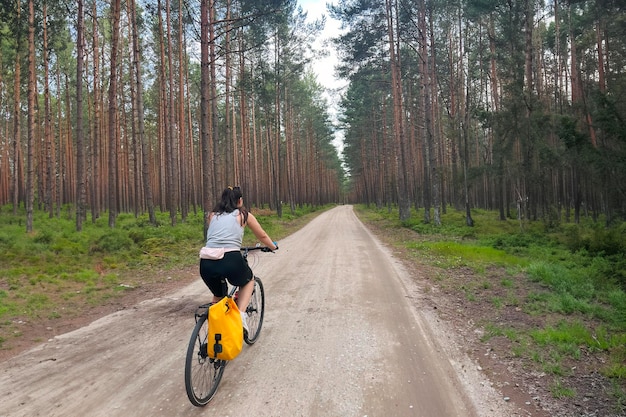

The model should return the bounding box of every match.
[0,205,511,416]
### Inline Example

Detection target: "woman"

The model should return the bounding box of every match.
[199,186,278,332]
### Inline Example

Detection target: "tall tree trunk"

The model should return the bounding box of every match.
[238,27,251,200]
[522,0,534,221]
[251,97,260,207]
[108,0,121,228]
[200,0,211,234]
[64,77,74,204]
[426,5,441,226]
[272,30,282,217]
[487,13,505,221]
[90,0,101,222]
[385,0,410,221]
[524,0,534,106]
[460,13,474,227]
[417,0,433,224]
[463,86,474,227]
[43,2,55,219]
[210,0,219,200]
[184,52,197,213]
[165,0,178,225]
[55,66,62,216]
[26,0,35,232]
[225,0,234,183]
[156,0,167,211]
[126,0,140,217]
[567,4,597,149]
[178,0,188,221]
[284,94,296,213]
[596,19,606,93]
[130,0,155,225]
[76,0,86,231]
[12,0,22,216]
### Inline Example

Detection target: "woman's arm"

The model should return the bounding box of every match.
[246,213,278,250]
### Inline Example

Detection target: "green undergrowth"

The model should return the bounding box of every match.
[355,204,626,406]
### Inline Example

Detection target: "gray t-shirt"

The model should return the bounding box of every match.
[205,210,244,249]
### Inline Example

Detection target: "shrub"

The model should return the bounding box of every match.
[32,230,54,245]
[588,225,625,256]
[90,230,135,254]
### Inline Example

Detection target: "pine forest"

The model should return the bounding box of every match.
[0,0,625,230]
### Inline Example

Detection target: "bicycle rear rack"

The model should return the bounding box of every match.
[195,303,211,323]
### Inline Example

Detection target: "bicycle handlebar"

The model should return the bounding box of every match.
[240,245,276,253]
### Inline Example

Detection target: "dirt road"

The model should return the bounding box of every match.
[0,205,513,416]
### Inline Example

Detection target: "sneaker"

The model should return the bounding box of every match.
[241,313,249,334]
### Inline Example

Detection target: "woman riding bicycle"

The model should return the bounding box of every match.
[199,186,278,332]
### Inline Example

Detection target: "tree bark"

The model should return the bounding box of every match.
[43,2,56,219]
[12,0,22,216]
[131,0,156,225]
[108,0,121,228]
[385,0,410,222]
[76,0,86,231]
[178,0,188,221]
[200,0,211,235]
[90,0,101,222]
[165,0,178,225]
[210,0,219,201]
[26,0,35,232]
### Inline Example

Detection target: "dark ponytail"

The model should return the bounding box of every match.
[212,186,248,225]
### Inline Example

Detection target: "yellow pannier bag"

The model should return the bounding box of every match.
[207,296,243,360]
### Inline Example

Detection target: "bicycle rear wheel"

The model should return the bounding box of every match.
[184,312,226,406]
[243,277,265,344]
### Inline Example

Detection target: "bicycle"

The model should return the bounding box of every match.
[184,245,272,407]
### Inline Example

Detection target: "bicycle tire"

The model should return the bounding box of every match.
[243,277,265,344]
[184,313,226,406]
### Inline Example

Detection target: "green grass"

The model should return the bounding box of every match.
[480,323,519,342]
[551,378,577,398]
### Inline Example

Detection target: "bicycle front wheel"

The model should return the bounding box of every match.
[243,277,265,344]
[184,313,226,406]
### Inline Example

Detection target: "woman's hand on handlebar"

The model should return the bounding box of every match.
[261,242,278,252]
[243,243,278,252]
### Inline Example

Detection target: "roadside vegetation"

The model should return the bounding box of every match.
[354,205,626,414]
[0,204,326,352]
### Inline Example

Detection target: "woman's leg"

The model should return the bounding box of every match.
[235,278,254,312]
[200,259,228,302]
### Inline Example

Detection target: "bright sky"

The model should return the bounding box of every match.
[298,0,342,90]
[298,0,346,153]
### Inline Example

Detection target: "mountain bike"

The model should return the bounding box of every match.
[184,246,271,407]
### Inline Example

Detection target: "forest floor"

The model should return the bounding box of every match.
[1,210,624,416]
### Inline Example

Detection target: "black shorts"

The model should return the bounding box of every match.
[199,251,253,297]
